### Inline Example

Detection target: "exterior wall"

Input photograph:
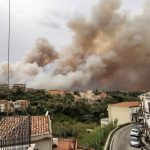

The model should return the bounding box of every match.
[144,113,150,128]
[139,92,150,128]
[129,107,140,122]
[0,84,9,94]
[32,137,52,150]
[46,90,65,95]
[11,84,26,91]
[80,90,94,100]
[0,103,6,112]
[31,115,52,150]
[34,138,52,150]
[108,105,130,125]
[130,107,140,114]
[0,100,13,112]
[14,100,30,109]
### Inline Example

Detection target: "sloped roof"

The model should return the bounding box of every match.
[109,101,140,108]
[31,116,50,136]
[0,115,51,139]
[0,100,13,104]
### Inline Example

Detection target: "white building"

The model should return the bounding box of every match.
[108,101,140,125]
[139,92,150,128]
[0,100,14,112]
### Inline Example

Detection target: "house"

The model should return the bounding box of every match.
[0,100,13,112]
[11,84,26,91]
[14,100,30,110]
[139,92,150,128]
[80,90,94,100]
[0,116,31,149]
[31,115,53,150]
[0,84,9,94]
[46,90,66,96]
[139,92,150,138]
[79,90,108,102]
[97,92,108,99]
[108,101,140,125]
[0,115,52,150]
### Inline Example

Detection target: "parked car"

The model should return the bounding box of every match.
[130,128,142,137]
[130,136,142,148]
[136,124,144,132]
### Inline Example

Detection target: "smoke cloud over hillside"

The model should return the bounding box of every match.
[0,0,150,90]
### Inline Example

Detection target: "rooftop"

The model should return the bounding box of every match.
[0,100,13,104]
[109,101,140,107]
[15,99,30,103]
[0,115,51,138]
[0,116,31,148]
[31,116,51,136]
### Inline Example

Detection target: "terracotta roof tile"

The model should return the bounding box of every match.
[0,116,51,139]
[0,116,29,139]
[31,116,50,136]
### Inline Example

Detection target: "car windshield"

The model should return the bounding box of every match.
[131,137,140,142]
[132,129,138,132]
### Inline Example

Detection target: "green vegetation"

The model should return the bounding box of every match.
[79,121,117,150]
[0,89,143,149]
[52,119,97,138]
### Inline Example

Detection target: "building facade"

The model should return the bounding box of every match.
[46,90,66,96]
[11,84,26,91]
[0,84,9,94]
[108,101,140,125]
[139,92,150,141]
[0,100,13,112]
[139,92,150,128]
[14,100,30,110]
[31,115,53,150]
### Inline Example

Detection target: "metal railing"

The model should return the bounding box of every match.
[0,116,31,150]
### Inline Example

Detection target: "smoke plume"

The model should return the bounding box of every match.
[24,38,58,67]
[0,0,150,90]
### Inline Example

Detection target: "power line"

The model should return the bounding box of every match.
[8,0,10,100]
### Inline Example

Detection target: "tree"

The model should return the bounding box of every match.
[93,89,99,95]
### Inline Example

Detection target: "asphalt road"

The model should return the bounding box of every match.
[111,124,141,150]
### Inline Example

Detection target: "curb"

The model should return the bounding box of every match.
[104,123,132,150]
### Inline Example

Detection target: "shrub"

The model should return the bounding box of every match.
[79,122,117,150]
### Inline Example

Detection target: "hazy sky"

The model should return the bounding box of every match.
[0,0,145,62]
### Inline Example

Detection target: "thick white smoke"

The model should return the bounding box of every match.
[0,0,150,90]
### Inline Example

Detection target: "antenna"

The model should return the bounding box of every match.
[8,0,11,100]
[45,111,49,116]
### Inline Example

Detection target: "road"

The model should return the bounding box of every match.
[111,124,141,150]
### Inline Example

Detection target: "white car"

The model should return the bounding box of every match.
[130,136,141,148]
[130,128,141,137]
